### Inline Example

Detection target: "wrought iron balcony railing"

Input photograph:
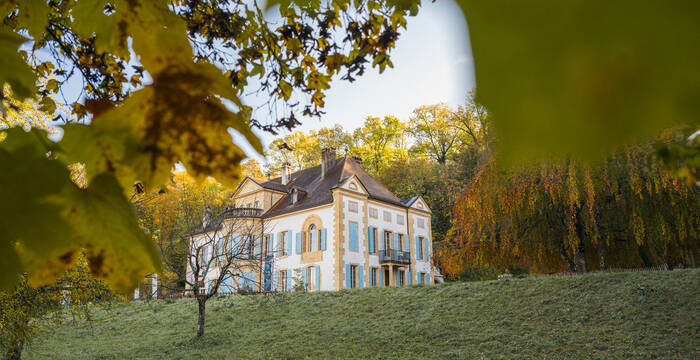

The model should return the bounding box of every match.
[378,249,411,264]
[224,207,263,218]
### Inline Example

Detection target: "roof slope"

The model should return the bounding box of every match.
[261,156,403,218]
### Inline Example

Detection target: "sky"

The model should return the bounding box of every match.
[233,0,475,162]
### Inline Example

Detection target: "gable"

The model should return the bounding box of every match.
[339,175,368,196]
[233,177,262,198]
[409,196,431,213]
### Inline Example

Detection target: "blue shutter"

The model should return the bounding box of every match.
[393,233,399,250]
[295,233,302,254]
[232,235,241,256]
[320,228,327,251]
[255,235,261,258]
[407,270,412,285]
[359,266,364,288]
[345,264,351,289]
[273,271,278,291]
[286,269,292,291]
[418,272,422,284]
[425,238,429,261]
[368,226,374,253]
[349,222,358,251]
[404,236,409,252]
[302,267,307,289]
[427,273,431,284]
[287,231,293,255]
[379,268,384,287]
[315,265,321,291]
[368,268,373,288]
[415,236,421,260]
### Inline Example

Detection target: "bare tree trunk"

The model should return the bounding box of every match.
[573,210,588,274]
[557,237,577,273]
[197,298,206,337]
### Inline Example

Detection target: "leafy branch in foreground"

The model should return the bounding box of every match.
[0,0,419,292]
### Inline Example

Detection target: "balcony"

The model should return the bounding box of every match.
[378,249,411,265]
[223,207,263,218]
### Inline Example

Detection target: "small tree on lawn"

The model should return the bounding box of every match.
[183,206,271,337]
[0,253,116,360]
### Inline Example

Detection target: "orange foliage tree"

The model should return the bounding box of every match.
[438,134,700,278]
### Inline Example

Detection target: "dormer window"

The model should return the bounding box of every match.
[292,190,298,204]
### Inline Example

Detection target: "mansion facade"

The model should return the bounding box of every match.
[187,148,437,293]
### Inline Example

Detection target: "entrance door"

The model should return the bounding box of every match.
[384,268,390,286]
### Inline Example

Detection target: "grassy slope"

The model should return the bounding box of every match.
[26,269,699,360]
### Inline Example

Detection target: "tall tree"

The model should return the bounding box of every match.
[352,115,407,174]
[408,103,461,163]
[438,135,700,278]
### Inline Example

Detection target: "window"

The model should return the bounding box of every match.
[306,224,318,252]
[419,272,425,284]
[384,231,392,251]
[398,270,405,286]
[383,211,392,222]
[246,235,255,258]
[306,267,314,291]
[397,214,404,225]
[368,227,377,254]
[281,232,288,256]
[417,236,424,259]
[417,217,425,228]
[292,191,298,204]
[254,200,260,208]
[369,207,378,218]
[246,202,252,208]
[263,234,272,257]
[397,233,404,252]
[349,221,359,251]
[348,200,358,213]
[370,267,378,287]
[349,265,358,288]
[280,270,288,292]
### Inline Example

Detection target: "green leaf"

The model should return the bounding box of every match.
[457,0,700,163]
[0,129,161,293]
[0,29,36,99]
[71,0,129,58]
[69,173,161,294]
[39,96,56,114]
[0,129,75,290]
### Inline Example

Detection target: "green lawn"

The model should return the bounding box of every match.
[26,269,699,359]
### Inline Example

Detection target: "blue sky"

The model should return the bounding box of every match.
[235,0,475,162]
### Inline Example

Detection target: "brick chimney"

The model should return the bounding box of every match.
[321,147,336,177]
[281,162,291,185]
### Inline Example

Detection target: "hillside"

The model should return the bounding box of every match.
[26,269,699,359]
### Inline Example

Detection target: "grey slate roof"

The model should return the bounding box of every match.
[261,156,405,218]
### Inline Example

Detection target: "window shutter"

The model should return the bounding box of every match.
[320,228,327,250]
[273,271,278,291]
[286,269,292,291]
[368,227,374,253]
[287,231,293,255]
[315,265,321,291]
[302,267,307,289]
[295,233,302,254]
[349,223,358,251]
[407,270,411,285]
[393,233,399,251]
[425,238,429,261]
[345,264,351,289]
[379,268,384,287]
[359,266,364,288]
[415,236,421,260]
[427,273,431,284]
[368,268,373,288]
[255,235,261,258]
[405,236,409,252]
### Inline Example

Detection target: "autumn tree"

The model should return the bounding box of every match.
[352,115,407,174]
[0,254,116,360]
[438,134,700,278]
[407,103,461,164]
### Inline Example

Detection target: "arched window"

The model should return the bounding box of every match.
[309,224,317,252]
